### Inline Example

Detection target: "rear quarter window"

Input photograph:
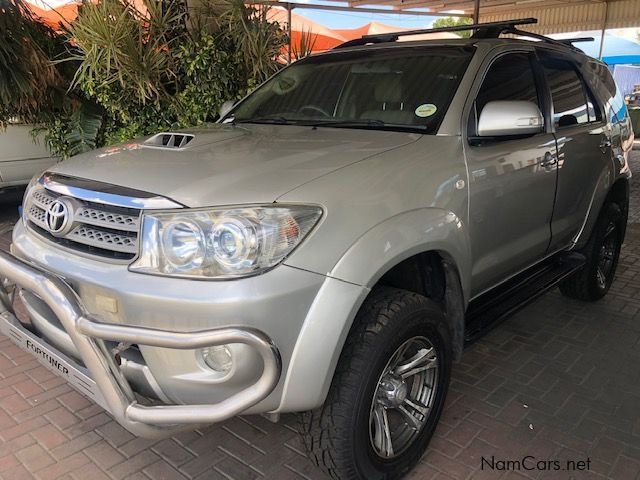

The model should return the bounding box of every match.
[587,60,627,123]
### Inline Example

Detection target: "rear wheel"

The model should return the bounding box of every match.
[559,202,624,301]
[298,287,452,480]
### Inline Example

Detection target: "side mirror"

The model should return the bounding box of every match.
[219,100,236,120]
[477,100,543,137]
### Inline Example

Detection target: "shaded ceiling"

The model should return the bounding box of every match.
[311,0,640,34]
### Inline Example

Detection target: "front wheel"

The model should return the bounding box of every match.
[298,287,452,480]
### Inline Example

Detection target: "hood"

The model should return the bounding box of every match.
[49,124,420,207]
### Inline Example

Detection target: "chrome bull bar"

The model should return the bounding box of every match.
[0,250,282,438]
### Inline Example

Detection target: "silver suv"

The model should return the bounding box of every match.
[0,19,633,480]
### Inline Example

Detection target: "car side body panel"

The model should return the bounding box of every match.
[569,57,633,249]
[0,125,56,188]
[459,45,560,297]
[277,207,471,411]
[532,49,615,252]
[280,135,471,298]
[275,136,470,410]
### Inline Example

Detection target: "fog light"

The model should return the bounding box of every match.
[201,345,233,374]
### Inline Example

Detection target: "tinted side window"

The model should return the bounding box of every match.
[587,60,624,123]
[541,57,590,128]
[476,53,540,117]
[580,72,603,123]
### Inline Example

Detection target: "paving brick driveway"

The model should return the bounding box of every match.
[0,153,639,480]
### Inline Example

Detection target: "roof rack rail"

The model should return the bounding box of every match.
[556,37,595,46]
[334,18,538,49]
[333,18,593,53]
[501,28,592,51]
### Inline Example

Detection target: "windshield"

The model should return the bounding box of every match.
[230,47,473,134]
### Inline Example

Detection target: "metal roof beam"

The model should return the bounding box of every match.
[348,0,453,9]
[475,0,605,15]
[386,0,607,13]
[250,0,471,16]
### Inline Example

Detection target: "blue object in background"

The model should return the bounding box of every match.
[567,32,640,62]
[551,32,640,81]
[609,64,640,96]
[18,205,23,219]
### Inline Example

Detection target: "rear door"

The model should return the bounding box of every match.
[464,49,559,297]
[537,51,611,251]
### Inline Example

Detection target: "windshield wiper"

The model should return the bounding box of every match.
[234,116,294,125]
[308,119,386,129]
[308,119,427,133]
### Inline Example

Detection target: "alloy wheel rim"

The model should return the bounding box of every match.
[597,221,617,290]
[368,336,439,459]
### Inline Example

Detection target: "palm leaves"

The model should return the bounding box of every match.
[218,0,285,81]
[0,0,62,125]
[64,0,285,142]
[1,0,286,157]
[67,0,284,110]
[292,26,318,61]
[67,0,188,106]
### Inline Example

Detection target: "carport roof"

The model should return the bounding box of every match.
[301,0,640,34]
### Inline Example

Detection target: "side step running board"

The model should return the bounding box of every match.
[464,252,586,346]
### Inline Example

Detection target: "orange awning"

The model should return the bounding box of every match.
[267,7,347,53]
[335,21,459,42]
[25,2,78,28]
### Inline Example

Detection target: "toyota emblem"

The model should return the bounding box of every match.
[46,199,71,236]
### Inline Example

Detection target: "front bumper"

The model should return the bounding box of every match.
[0,250,282,438]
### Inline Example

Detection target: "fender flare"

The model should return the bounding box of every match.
[329,208,471,298]
[571,165,628,250]
[276,208,471,412]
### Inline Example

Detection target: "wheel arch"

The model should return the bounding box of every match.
[606,177,630,240]
[574,175,629,250]
[277,208,471,412]
[371,250,467,361]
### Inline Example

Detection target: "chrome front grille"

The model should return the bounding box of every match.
[26,185,141,260]
[75,208,139,232]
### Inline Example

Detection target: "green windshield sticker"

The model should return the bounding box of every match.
[415,104,437,118]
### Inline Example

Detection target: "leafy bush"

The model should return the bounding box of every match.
[0,0,61,124]
[0,0,285,158]
[1,0,110,158]
[66,0,285,145]
[431,17,473,38]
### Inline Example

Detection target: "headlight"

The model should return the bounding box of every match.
[130,205,322,279]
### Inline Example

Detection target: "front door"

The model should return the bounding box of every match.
[464,51,558,297]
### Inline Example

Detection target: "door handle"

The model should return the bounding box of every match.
[540,151,557,168]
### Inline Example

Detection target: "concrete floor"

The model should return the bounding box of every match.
[0,154,639,480]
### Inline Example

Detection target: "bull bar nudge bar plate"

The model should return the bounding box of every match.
[0,250,282,438]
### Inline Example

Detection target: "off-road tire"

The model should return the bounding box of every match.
[297,286,452,480]
[559,202,624,301]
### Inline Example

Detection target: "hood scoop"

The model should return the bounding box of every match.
[143,132,195,150]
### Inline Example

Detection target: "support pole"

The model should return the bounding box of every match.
[287,3,293,65]
[473,0,480,24]
[598,1,609,60]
